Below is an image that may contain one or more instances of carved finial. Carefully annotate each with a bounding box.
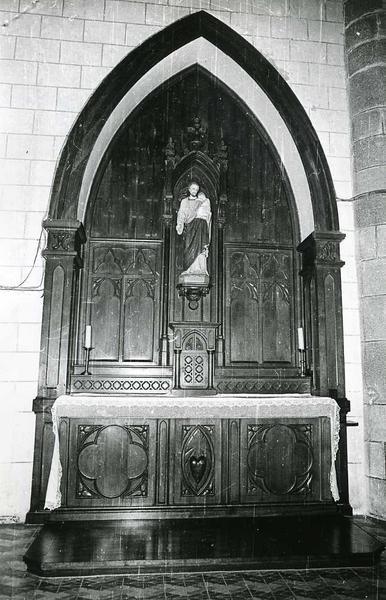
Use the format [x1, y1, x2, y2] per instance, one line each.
[213, 137, 228, 171]
[185, 116, 207, 153]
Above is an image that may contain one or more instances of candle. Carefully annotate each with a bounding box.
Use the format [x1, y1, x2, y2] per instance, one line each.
[297, 327, 304, 351]
[85, 325, 92, 349]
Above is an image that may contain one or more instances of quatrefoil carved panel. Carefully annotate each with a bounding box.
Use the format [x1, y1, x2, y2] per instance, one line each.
[76, 424, 148, 499]
[247, 424, 313, 496]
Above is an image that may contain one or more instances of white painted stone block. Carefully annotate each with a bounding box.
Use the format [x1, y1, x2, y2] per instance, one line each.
[0, 107, 34, 135]
[56, 87, 92, 112]
[270, 16, 308, 40]
[15, 37, 60, 63]
[0, 381, 38, 412]
[104, 1, 145, 24]
[41, 15, 84, 41]
[309, 107, 349, 133]
[334, 179, 353, 200]
[0, 290, 43, 323]
[289, 0, 325, 20]
[291, 83, 329, 108]
[342, 282, 360, 309]
[308, 19, 344, 45]
[328, 156, 351, 183]
[17, 323, 42, 352]
[29, 160, 56, 186]
[290, 40, 327, 64]
[60, 40, 103, 67]
[145, 4, 190, 26]
[81, 65, 110, 89]
[0, 461, 33, 522]
[328, 87, 348, 111]
[343, 309, 361, 336]
[0, 11, 41, 37]
[38, 63, 81, 88]
[329, 132, 351, 157]
[33, 110, 76, 136]
[276, 60, 310, 84]
[0, 158, 30, 185]
[170, 0, 209, 7]
[84, 19, 126, 45]
[0, 34, 15, 59]
[0, 323, 18, 351]
[337, 201, 354, 231]
[344, 334, 362, 363]
[0, 59, 37, 85]
[0, 410, 35, 463]
[24, 212, 45, 240]
[0, 211, 25, 239]
[0, 237, 41, 267]
[326, 43, 344, 66]
[344, 362, 364, 393]
[0, 185, 50, 213]
[325, 0, 343, 23]
[6, 134, 55, 161]
[125, 24, 161, 47]
[63, 0, 105, 20]
[20, 0, 64, 16]
[253, 37, 290, 62]
[0, 83, 11, 107]
[231, 13, 270, 37]
[102, 44, 129, 66]
[0, 351, 40, 381]
[309, 64, 346, 89]
[340, 230, 355, 259]
[11, 85, 57, 111]
[0, 134, 6, 157]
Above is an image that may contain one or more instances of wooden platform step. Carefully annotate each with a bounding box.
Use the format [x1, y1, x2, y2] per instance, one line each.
[24, 515, 385, 577]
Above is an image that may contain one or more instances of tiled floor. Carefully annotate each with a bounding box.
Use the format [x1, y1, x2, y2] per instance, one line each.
[0, 517, 385, 599]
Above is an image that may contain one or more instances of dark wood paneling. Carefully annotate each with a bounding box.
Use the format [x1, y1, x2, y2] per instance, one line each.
[225, 247, 294, 366]
[66, 419, 156, 507]
[60, 416, 332, 513]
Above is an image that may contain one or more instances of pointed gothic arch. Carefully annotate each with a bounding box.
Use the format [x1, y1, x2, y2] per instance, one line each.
[29, 11, 351, 523]
[47, 10, 337, 233]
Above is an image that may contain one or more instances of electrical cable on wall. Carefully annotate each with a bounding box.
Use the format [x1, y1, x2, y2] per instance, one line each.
[0, 227, 46, 292]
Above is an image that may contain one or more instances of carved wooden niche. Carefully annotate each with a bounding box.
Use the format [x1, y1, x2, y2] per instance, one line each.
[80, 65, 300, 386]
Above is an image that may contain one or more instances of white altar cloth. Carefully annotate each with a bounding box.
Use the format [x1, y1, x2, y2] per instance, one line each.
[45, 394, 340, 509]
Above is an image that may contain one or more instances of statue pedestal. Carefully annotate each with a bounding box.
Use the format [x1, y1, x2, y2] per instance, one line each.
[177, 273, 210, 310]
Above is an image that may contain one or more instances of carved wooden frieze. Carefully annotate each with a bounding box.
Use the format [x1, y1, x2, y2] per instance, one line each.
[216, 378, 311, 394]
[70, 376, 172, 394]
[76, 424, 149, 499]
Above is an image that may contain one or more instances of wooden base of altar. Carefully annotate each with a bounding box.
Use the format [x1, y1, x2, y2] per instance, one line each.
[24, 515, 384, 576]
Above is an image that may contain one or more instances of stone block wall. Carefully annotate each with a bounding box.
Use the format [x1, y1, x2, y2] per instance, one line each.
[0, 0, 364, 520]
[345, 0, 386, 521]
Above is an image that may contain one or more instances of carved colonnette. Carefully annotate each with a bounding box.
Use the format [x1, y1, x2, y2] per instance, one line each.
[29, 221, 86, 516]
[298, 232, 350, 510]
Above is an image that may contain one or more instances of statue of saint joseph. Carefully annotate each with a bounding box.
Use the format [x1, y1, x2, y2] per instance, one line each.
[176, 182, 211, 282]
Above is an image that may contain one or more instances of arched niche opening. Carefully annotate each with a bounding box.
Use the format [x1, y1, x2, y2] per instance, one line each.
[78, 66, 300, 383]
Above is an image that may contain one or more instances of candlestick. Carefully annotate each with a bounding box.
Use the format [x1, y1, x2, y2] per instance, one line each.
[85, 325, 92, 349]
[297, 327, 304, 351]
[81, 346, 93, 375]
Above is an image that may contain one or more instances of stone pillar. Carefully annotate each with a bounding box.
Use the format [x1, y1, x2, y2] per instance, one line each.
[345, 0, 386, 519]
